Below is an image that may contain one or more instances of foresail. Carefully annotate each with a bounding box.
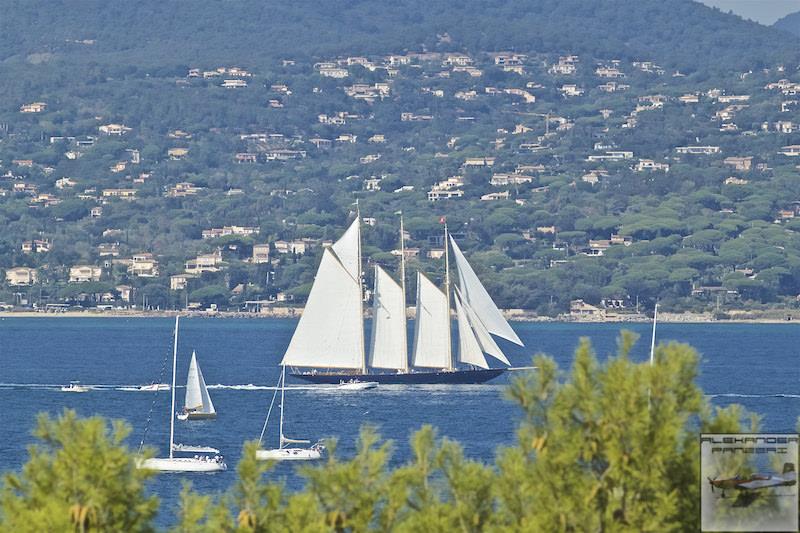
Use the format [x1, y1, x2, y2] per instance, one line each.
[450, 236, 524, 346]
[368, 266, 408, 370]
[454, 291, 489, 369]
[411, 272, 451, 369]
[457, 286, 511, 366]
[196, 356, 215, 414]
[281, 247, 364, 369]
[331, 218, 361, 282]
[184, 352, 203, 410]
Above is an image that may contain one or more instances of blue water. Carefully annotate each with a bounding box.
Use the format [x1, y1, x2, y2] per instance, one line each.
[1, 318, 798, 523]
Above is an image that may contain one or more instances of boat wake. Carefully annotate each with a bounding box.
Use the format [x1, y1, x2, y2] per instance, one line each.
[0, 381, 505, 394]
[0, 383, 362, 392]
[207, 384, 272, 390]
[707, 393, 800, 399]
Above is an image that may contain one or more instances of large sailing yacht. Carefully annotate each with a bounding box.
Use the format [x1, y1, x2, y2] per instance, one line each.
[286, 215, 525, 384]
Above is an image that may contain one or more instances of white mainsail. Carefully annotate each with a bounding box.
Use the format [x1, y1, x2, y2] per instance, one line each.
[281, 247, 364, 369]
[411, 272, 452, 369]
[368, 265, 408, 370]
[456, 285, 510, 365]
[185, 351, 215, 414]
[454, 291, 489, 369]
[449, 236, 524, 346]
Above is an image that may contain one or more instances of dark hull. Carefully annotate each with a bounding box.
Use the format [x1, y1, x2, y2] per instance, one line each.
[290, 368, 506, 385]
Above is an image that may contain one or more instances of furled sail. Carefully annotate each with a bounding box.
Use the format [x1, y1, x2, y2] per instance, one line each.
[449, 236, 524, 346]
[368, 265, 408, 370]
[411, 272, 451, 369]
[281, 247, 364, 369]
[184, 351, 215, 414]
[454, 291, 489, 369]
[455, 285, 510, 365]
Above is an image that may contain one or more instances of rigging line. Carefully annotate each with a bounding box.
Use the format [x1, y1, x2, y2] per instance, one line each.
[258, 370, 283, 445]
[138, 333, 172, 454]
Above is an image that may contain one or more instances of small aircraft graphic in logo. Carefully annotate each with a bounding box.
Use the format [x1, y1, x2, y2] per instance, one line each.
[708, 463, 797, 505]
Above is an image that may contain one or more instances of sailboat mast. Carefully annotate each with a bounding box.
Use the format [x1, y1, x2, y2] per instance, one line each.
[444, 222, 454, 371]
[356, 202, 367, 374]
[399, 213, 409, 372]
[169, 315, 179, 459]
[279, 365, 286, 448]
[649, 302, 658, 365]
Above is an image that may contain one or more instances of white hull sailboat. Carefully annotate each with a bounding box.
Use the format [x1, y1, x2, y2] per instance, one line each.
[287, 214, 525, 384]
[177, 351, 217, 421]
[138, 317, 226, 473]
[256, 448, 323, 461]
[256, 365, 324, 462]
[140, 456, 226, 473]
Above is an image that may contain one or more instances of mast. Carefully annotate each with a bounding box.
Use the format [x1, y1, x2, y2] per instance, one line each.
[444, 222, 454, 371]
[169, 315, 179, 459]
[356, 202, 367, 374]
[279, 365, 285, 448]
[399, 212, 408, 372]
[649, 302, 658, 365]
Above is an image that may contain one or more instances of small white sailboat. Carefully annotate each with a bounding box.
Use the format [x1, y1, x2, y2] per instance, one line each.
[177, 351, 216, 421]
[61, 381, 90, 393]
[256, 366, 325, 461]
[139, 317, 226, 473]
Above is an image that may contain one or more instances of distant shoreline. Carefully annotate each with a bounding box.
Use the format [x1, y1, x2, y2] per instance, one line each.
[1, 309, 797, 324]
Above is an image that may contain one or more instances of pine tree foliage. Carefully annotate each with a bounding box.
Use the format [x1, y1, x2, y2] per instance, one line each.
[0, 410, 158, 532]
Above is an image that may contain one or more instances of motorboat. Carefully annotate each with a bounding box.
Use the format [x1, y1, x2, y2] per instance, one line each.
[337, 379, 378, 390]
[61, 381, 90, 393]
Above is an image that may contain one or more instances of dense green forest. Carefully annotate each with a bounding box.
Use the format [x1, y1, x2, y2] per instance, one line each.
[1, 0, 800, 315]
[0, 0, 795, 72]
[0, 337, 765, 531]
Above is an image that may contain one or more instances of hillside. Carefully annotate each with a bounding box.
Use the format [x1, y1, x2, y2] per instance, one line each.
[774, 10, 800, 37]
[0, 0, 796, 73]
[1, 0, 800, 317]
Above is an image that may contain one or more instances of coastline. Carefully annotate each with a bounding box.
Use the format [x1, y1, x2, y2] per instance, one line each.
[1, 308, 797, 324]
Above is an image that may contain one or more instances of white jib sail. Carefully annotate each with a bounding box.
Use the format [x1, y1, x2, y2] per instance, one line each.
[368, 265, 408, 370]
[196, 355, 215, 414]
[332, 218, 361, 282]
[456, 286, 510, 365]
[185, 351, 215, 414]
[281, 247, 364, 369]
[449, 236, 524, 346]
[454, 291, 489, 369]
[411, 272, 451, 369]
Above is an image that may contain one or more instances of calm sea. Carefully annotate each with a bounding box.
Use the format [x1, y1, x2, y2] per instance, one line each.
[1, 318, 798, 523]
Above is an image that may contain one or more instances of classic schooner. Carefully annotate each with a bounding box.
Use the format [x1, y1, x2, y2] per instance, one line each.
[286, 215, 525, 385]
